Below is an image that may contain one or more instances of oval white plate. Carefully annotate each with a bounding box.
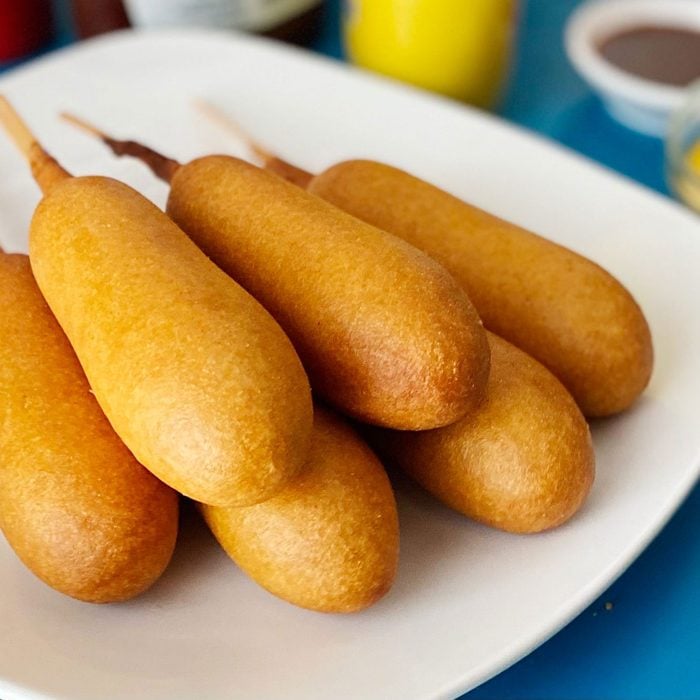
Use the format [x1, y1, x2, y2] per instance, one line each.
[0, 29, 699, 700]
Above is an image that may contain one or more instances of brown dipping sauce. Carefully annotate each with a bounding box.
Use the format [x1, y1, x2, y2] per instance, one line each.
[599, 26, 700, 87]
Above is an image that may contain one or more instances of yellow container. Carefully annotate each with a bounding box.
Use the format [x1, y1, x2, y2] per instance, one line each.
[344, 0, 518, 109]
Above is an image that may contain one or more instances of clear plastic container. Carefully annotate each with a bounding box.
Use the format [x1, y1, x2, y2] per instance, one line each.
[666, 80, 700, 212]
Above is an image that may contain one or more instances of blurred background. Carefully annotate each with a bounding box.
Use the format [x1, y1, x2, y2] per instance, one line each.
[1, 1, 699, 698]
[4, 0, 693, 198]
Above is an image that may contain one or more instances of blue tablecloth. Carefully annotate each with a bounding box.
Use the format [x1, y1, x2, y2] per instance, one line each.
[3, 1, 698, 698]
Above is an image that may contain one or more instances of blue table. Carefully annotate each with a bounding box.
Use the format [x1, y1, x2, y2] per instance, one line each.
[4, 2, 699, 698]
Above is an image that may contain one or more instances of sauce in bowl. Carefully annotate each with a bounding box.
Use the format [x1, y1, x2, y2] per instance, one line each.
[599, 26, 700, 87]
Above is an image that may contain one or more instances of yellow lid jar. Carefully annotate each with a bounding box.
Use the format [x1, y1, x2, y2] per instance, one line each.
[344, 0, 518, 109]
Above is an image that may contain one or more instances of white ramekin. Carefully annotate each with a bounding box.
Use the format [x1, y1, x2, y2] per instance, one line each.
[565, 0, 700, 136]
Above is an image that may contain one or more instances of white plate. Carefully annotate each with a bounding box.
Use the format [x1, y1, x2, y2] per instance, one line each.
[0, 29, 699, 700]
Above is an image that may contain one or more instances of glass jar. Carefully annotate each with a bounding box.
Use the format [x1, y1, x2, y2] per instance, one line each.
[666, 80, 700, 212]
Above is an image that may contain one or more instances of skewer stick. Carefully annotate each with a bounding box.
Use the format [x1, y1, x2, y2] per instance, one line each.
[0, 96, 71, 194]
[0, 96, 36, 160]
[60, 112, 105, 141]
[192, 99, 275, 164]
[60, 112, 181, 184]
[193, 100, 314, 188]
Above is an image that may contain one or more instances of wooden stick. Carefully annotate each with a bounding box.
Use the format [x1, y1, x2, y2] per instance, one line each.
[0, 96, 71, 194]
[192, 99, 274, 164]
[60, 111, 181, 184]
[193, 100, 314, 188]
[60, 111, 106, 141]
[0, 95, 36, 160]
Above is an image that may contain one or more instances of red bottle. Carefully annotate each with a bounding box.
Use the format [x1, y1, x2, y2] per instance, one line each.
[0, 0, 53, 62]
